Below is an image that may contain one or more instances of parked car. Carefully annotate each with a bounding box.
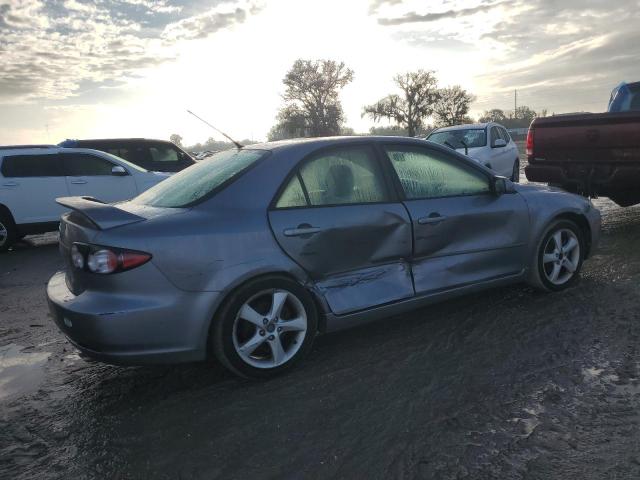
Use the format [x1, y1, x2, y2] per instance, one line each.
[525, 82, 640, 206]
[608, 80, 640, 113]
[47, 136, 600, 378]
[427, 122, 521, 182]
[0, 146, 169, 251]
[58, 138, 195, 173]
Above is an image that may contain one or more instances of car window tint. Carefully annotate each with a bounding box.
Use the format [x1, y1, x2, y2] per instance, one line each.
[275, 175, 307, 208]
[385, 146, 490, 199]
[149, 145, 180, 162]
[490, 126, 501, 146]
[133, 149, 266, 208]
[298, 146, 389, 206]
[500, 127, 511, 142]
[63, 153, 115, 176]
[1, 154, 63, 177]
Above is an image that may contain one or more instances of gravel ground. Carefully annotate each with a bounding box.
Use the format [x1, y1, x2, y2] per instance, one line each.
[2, 163, 640, 479]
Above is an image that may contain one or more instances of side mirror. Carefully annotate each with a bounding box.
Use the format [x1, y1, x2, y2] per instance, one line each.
[492, 138, 507, 148]
[492, 176, 516, 195]
[111, 165, 128, 176]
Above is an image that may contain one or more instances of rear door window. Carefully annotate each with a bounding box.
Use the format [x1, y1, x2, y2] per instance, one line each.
[149, 145, 180, 163]
[274, 145, 391, 208]
[1, 154, 63, 177]
[62, 153, 116, 176]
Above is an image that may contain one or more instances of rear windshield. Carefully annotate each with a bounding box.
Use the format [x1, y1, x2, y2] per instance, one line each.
[428, 129, 487, 149]
[132, 149, 267, 207]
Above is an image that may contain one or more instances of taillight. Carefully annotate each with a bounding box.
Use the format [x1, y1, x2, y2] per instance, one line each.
[526, 128, 534, 157]
[73, 243, 151, 274]
[87, 249, 119, 274]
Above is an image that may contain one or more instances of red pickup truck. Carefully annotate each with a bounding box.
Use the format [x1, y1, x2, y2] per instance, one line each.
[525, 83, 640, 207]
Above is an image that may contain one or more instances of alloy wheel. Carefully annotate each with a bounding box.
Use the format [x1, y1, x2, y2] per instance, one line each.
[542, 228, 580, 286]
[232, 288, 308, 369]
[0, 221, 7, 247]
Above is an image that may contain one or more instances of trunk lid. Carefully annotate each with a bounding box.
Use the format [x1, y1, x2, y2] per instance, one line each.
[57, 196, 179, 295]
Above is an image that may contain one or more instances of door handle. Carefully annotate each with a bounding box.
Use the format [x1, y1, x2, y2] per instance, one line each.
[283, 226, 321, 237]
[70, 179, 87, 184]
[418, 213, 448, 225]
[2, 181, 18, 187]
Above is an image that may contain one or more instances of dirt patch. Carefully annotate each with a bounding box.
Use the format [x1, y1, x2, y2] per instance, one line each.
[2, 204, 640, 479]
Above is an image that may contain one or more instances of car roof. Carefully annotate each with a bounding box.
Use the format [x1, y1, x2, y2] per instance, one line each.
[61, 138, 175, 144]
[0, 144, 57, 150]
[431, 123, 492, 133]
[0, 146, 129, 157]
[246, 135, 433, 153]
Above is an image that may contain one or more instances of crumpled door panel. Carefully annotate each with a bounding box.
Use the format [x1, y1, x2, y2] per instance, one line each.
[268, 203, 414, 314]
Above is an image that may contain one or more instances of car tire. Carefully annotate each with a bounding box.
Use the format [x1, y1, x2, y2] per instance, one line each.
[530, 219, 584, 292]
[0, 211, 17, 253]
[211, 275, 318, 379]
[511, 158, 520, 183]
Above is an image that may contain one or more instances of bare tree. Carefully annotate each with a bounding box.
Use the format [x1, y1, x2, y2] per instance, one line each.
[363, 70, 439, 137]
[433, 86, 476, 127]
[506, 106, 538, 128]
[270, 59, 354, 139]
[169, 134, 183, 147]
[479, 108, 507, 123]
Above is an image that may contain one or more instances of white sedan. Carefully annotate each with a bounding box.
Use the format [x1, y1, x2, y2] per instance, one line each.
[426, 122, 520, 182]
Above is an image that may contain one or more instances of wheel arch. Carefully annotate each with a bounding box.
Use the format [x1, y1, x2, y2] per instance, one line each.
[552, 212, 592, 258]
[204, 269, 329, 358]
[0, 203, 16, 225]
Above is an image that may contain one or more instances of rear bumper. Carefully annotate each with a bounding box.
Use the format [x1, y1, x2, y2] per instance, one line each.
[525, 162, 640, 191]
[47, 270, 220, 365]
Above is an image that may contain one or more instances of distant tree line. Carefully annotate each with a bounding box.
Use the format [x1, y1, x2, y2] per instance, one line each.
[478, 105, 547, 129]
[173, 58, 548, 151]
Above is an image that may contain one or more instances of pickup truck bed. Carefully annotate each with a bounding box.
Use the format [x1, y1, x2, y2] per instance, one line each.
[525, 111, 640, 206]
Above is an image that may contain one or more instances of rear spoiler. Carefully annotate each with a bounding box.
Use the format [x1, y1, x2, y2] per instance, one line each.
[56, 196, 145, 230]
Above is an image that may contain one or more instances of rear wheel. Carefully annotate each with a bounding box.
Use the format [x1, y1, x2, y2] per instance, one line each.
[530, 219, 584, 291]
[511, 158, 520, 183]
[212, 275, 318, 379]
[0, 212, 17, 252]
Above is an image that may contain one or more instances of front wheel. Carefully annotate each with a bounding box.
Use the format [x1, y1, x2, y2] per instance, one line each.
[0, 212, 17, 253]
[212, 275, 318, 379]
[511, 158, 520, 183]
[530, 220, 584, 291]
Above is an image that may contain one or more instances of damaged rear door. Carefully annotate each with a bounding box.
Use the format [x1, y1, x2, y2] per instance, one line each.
[268, 143, 414, 315]
[381, 143, 529, 294]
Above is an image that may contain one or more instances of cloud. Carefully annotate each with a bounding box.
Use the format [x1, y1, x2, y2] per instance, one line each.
[377, 1, 509, 26]
[374, 0, 640, 113]
[162, 6, 254, 42]
[0, 0, 260, 103]
[368, 0, 403, 15]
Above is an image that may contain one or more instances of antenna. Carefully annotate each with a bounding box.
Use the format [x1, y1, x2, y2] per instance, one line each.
[186, 110, 243, 149]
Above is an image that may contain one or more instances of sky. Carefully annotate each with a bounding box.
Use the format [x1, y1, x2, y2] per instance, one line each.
[1, 0, 639, 146]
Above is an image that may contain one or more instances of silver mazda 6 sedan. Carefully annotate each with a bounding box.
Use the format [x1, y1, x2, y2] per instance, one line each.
[47, 136, 600, 378]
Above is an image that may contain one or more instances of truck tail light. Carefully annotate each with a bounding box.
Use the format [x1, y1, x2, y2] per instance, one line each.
[73, 243, 151, 274]
[526, 128, 534, 157]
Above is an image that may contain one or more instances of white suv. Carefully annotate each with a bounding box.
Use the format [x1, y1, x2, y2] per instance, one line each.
[426, 122, 521, 182]
[0, 146, 169, 251]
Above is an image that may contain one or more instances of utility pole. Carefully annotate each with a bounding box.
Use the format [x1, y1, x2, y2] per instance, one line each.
[514, 89, 517, 116]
